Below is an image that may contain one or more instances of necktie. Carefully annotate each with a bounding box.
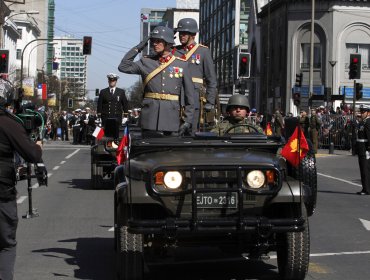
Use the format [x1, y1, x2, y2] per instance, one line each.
[111, 89, 114, 94]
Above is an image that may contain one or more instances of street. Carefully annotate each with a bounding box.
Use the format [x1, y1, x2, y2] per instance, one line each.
[13, 142, 370, 280]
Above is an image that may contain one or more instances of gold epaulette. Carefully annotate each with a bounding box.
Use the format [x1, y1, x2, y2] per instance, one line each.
[198, 44, 208, 48]
[175, 56, 187, 62]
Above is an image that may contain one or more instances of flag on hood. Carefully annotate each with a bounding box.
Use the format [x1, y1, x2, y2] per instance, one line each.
[92, 126, 104, 140]
[116, 126, 130, 165]
[265, 122, 273, 135]
[281, 126, 309, 167]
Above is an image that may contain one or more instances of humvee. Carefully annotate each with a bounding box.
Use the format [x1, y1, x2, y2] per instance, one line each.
[114, 120, 317, 280]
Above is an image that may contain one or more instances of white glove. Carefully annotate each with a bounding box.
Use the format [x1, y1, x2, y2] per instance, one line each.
[366, 151, 370, 160]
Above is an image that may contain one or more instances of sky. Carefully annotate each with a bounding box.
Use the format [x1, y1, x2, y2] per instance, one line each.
[54, 0, 176, 98]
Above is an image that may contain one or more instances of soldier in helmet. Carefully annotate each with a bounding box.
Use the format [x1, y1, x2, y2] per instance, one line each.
[174, 18, 217, 133]
[211, 94, 264, 135]
[118, 26, 194, 136]
[97, 73, 128, 127]
[356, 105, 370, 195]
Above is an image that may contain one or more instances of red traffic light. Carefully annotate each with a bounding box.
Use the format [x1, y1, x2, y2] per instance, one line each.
[1, 53, 6, 59]
[83, 36, 92, 55]
[352, 57, 358, 63]
[241, 56, 248, 63]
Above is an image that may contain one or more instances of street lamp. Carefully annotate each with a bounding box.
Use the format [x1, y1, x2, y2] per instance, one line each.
[329, 60, 337, 99]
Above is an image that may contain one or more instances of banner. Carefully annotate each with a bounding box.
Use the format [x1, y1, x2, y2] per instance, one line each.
[22, 78, 34, 97]
[47, 93, 56, 107]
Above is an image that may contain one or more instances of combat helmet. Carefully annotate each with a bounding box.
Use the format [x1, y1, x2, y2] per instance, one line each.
[176, 18, 199, 33]
[226, 94, 250, 111]
[150, 26, 175, 44]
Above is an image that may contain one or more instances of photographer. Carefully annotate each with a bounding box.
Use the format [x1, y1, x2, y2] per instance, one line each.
[0, 91, 42, 280]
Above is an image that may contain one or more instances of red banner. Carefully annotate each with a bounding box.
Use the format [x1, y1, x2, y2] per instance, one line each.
[281, 126, 309, 167]
[42, 83, 47, 100]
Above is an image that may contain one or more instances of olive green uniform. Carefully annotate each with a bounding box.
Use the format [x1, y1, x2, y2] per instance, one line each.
[211, 117, 264, 135]
[310, 115, 322, 153]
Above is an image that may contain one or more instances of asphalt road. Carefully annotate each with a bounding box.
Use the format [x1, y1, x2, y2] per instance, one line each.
[13, 142, 370, 280]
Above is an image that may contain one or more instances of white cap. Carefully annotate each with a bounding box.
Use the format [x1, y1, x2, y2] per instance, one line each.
[107, 73, 119, 79]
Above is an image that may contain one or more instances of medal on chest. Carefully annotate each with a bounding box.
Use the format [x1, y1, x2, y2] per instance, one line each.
[196, 54, 201, 64]
[169, 67, 174, 78]
[174, 67, 179, 78]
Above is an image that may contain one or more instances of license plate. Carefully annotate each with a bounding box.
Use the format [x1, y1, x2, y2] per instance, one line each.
[196, 192, 238, 209]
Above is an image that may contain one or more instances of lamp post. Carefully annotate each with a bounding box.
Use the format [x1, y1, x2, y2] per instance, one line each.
[309, 0, 315, 111]
[329, 60, 337, 99]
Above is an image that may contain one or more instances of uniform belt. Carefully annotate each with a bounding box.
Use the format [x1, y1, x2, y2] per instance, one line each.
[192, 77, 203, 84]
[144, 92, 179, 101]
[357, 139, 368, 142]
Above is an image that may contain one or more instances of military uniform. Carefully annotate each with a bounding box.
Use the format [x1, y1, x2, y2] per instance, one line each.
[0, 109, 42, 280]
[309, 114, 322, 153]
[356, 107, 370, 195]
[174, 43, 217, 132]
[97, 87, 128, 127]
[118, 48, 194, 133]
[272, 111, 284, 137]
[211, 117, 264, 135]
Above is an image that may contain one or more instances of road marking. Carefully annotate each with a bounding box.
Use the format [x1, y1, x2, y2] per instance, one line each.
[359, 218, 370, 231]
[65, 149, 80, 159]
[53, 166, 60, 170]
[317, 172, 361, 187]
[269, 250, 370, 259]
[60, 161, 66, 164]
[17, 196, 27, 204]
[108, 227, 114, 232]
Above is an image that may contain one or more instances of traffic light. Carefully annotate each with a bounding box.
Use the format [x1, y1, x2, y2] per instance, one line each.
[238, 52, 251, 78]
[68, 98, 73, 108]
[295, 73, 303, 87]
[349, 54, 361, 80]
[293, 92, 300, 107]
[83, 36, 92, 55]
[0, 50, 9, 73]
[355, 83, 363, 100]
[95, 88, 99, 96]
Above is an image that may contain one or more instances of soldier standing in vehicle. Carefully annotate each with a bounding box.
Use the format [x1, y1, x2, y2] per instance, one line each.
[309, 108, 322, 153]
[97, 73, 128, 127]
[356, 105, 370, 195]
[118, 26, 194, 136]
[211, 94, 263, 135]
[173, 18, 217, 133]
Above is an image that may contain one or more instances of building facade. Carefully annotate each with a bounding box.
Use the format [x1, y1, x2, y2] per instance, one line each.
[53, 36, 87, 99]
[250, 0, 370, 115]
[199, 0, 252, 105]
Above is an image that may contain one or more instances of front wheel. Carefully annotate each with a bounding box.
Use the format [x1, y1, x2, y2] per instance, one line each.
[276, 206, 310, 280]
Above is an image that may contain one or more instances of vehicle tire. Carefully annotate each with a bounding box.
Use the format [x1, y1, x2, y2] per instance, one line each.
[300, 141, 317, 216]
[116, 204, 144, 280]
[276, 205, 310, 280]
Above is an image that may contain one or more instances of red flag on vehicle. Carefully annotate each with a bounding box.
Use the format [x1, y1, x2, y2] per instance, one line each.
[281, 126, 309, 167]
[265, 122, 273, 135]
[116, 126, 130, 165]
[92, 126, 104, 140]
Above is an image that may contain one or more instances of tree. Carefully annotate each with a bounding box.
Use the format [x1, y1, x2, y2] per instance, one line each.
[127, 80, 144, 109]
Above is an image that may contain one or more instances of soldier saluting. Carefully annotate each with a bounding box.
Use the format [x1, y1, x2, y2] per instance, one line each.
[118, 26, 194, 136]
[356, 105, 370, 195]
[173, 18, 217, 133]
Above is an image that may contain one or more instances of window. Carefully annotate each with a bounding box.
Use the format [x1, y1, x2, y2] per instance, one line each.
[346, 44, 370, 70]
[301, 43, 321, 69]
[16, 49, 21, 60]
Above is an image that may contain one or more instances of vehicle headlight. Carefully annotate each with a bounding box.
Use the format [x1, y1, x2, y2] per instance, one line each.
[163, 171, 183, 189]
[112, 141, 118, 149]
[246, 170, 265, 189]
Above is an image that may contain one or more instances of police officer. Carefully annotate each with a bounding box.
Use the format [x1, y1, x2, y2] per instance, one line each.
[356, 105, 370, 195]
[97, 73, 128, 127]
[174, 18, 217, 133]
[0, 92, 43, 280]
[211, 94, 263, 135]
[309, 109, 322, 153]
[118, 26, 194, 136]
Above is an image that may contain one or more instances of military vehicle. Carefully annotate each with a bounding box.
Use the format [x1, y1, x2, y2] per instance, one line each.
[114, 121, 317, 280]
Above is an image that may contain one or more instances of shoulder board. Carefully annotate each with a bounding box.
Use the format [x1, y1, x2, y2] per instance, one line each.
[175, 57, 187, 62]
[198, 44, 208, 49]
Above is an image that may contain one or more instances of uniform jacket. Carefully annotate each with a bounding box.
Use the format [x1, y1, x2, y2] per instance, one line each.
[211, 117, 264, 135]
[97, 87, 128, 119]
[0, 110, 42, 187]
[174, 43, 217, 109]
[118, 48, 194, 132]
[357, 117, 370, 156]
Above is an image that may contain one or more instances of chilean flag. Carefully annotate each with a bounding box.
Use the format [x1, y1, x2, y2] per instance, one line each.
[116, 126, 130, 165]
[92, 126, 104, 140]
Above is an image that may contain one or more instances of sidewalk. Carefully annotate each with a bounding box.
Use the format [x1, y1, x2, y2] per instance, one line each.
[317, 148, 353, 157]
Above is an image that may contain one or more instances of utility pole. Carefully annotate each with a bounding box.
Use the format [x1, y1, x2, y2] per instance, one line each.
[309, 0, 315, 111]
